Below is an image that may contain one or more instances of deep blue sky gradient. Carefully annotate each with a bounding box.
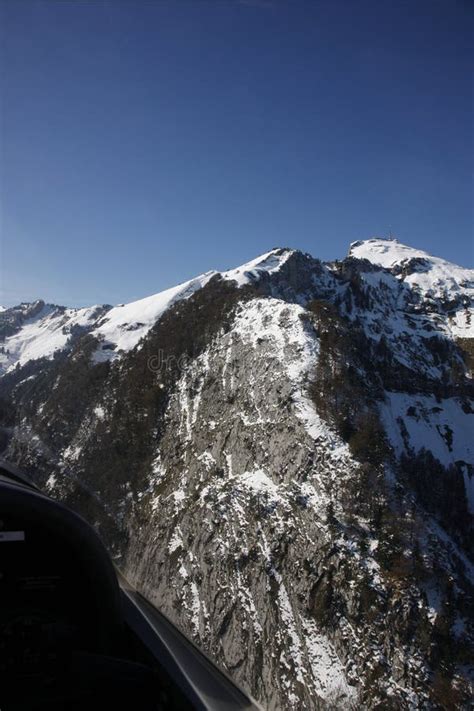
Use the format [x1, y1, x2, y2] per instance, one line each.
[1, 0, 472, 307]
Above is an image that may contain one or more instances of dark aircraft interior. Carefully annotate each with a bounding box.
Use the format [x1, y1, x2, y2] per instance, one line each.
[0, 460, 260, 711]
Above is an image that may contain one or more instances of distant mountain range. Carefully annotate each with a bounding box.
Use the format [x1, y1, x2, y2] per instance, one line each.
[1, 238, 473, 709]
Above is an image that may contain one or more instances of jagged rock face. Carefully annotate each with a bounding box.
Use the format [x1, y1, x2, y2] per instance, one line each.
[125, 299, 360, 708]
[1, 240, 473, 709]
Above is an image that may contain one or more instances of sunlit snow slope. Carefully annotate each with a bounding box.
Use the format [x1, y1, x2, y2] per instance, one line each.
[0, 249, 295, 374]
[350, 238, 474, 337]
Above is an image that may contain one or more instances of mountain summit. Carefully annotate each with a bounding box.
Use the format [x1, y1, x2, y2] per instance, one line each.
[350, 238, 474, 310]
[1, 238, 473, 709]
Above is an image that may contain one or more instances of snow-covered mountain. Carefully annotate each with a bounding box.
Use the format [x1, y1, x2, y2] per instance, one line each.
[0, 250, 295, 373]
[349, 238, 474, 337]
[1, 238, 473, 709]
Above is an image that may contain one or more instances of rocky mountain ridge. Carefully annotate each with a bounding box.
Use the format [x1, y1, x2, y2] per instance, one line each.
[0, 238, 473, 709]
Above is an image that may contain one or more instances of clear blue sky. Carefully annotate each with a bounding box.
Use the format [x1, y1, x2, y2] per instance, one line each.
[1, 0, 472, 307]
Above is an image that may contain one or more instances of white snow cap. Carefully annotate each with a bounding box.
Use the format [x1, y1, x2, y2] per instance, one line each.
[349, 237, 473, 300]
[221, 248, 294, 286]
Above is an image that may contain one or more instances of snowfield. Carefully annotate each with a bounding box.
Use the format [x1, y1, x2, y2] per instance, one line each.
[90, 271, 217, 361]
[0, 303, 101, 373]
